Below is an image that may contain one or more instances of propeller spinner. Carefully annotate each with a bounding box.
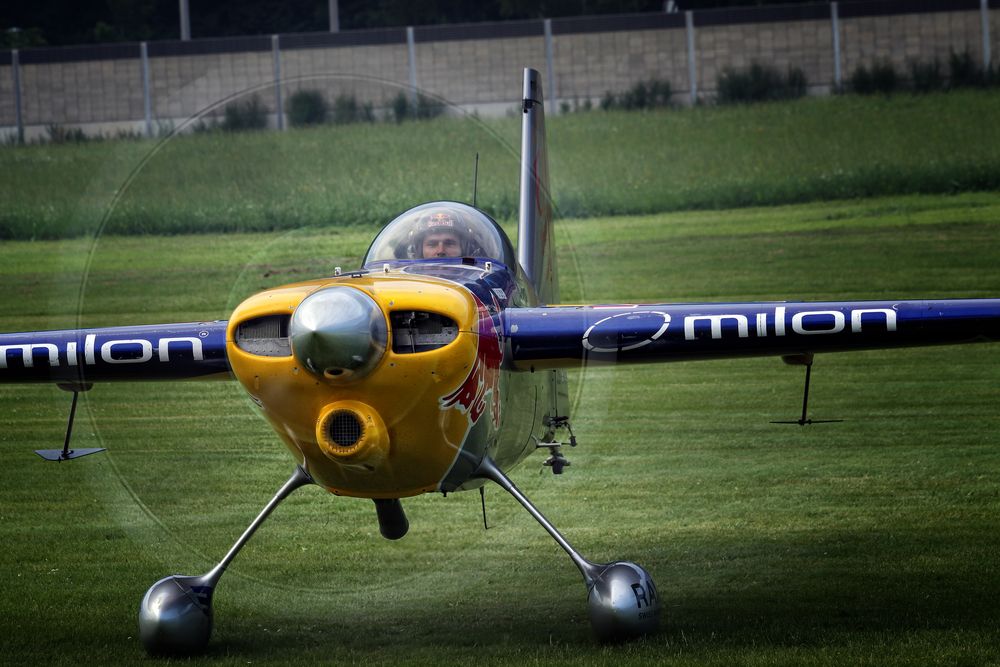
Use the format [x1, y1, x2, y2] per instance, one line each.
[290, 286, 388, 380]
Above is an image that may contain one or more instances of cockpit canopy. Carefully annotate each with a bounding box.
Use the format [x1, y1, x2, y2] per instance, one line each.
[364, 202, 516, 267]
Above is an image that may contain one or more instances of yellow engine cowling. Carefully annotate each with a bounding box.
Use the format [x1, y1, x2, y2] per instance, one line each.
[226, 274, 483, 498]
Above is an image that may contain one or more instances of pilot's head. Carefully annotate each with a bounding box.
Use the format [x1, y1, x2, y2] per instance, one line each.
[415, 210, 466, 258]
[422, 229, 462, 258]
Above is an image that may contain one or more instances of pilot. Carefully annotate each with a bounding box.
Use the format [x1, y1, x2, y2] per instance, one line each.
[414, 210, 467, 258]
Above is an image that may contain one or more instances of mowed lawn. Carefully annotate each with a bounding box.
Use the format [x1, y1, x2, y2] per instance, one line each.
[2, 89, 1000, 239]
[1, 193, 999, 665]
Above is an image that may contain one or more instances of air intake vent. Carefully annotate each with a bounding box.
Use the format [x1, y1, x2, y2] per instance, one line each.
[391, 311, 459, 353]
[236, 315, 291, 357]
[328, 410, 364, 447]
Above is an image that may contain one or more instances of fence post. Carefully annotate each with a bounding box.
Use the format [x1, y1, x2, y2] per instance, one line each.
[179, 0, 191, 41]
[329, 0, 340, 33]
[272, 34, 284, 130]
[831, 2, 842, 91]
[140, 42, 153, 137]
[685, 11, 697, 104]
[11, 50, 24, 144]
[982, 0, 992, 70]
[544, 18, 558, 112]
[406, 26, 418, 106]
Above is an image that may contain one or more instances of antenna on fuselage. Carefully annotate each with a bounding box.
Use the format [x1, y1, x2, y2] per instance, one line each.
[479, 486, 488, 530]
[472, 152, 480, 207]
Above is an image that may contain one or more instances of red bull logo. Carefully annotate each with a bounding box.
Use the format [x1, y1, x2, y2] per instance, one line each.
[440, 294, 502, 428]
[426, 212, 457, 227]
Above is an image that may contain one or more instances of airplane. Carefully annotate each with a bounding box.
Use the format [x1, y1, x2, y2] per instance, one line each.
[1, 68, 999, 656]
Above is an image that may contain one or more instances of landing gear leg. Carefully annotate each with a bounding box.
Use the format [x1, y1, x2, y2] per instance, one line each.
[138, 465, 314, 655]
[473, 457, 660, 641]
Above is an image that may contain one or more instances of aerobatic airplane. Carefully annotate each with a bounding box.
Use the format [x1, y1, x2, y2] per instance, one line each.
[2, 69, 999, 655]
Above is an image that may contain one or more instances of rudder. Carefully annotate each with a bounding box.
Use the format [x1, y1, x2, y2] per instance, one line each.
[517, 68, 558, 305]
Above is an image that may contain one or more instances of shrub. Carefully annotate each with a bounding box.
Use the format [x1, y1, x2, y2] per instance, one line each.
[287, 89, 328, 127]
[155, 120, 175, 138]
[601, 79, 673, 110]
[988, 64, 1000, 87]
[621, 81, 651, 109]
[45, 124, 88, 144]
[949, 49, 985, 88]
[190, 118, 219, 133]
[716, 63, 807, 104]
[390, 92, 444, 122]
[221, 95, 268, 132]
[391, 92, 410, 122]
[622, 80, 673, 109]
[332, 94, 361, 124]
[414, 94, 444, 119]
[910, 59, 944, 93]
[786, 67, 808, 98]
[112, 127, 144, 141]
[849, 64, 874, 95]
[870, 60, 899, 94]
[563, 97, 595, 113]
[850, 60, 899, 95]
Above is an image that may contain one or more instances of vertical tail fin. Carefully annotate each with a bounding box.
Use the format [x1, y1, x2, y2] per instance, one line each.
[517, 68, 558, 305]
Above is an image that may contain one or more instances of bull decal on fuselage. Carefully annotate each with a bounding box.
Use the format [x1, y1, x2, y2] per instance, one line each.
[440, 293, 503, 428]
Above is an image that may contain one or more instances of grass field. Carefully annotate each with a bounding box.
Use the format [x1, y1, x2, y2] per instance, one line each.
[1, 192, 999, 665]
[2, 90, 1000, 238]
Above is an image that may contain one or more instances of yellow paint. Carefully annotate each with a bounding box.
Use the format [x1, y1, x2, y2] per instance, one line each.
[226, 273, 483, 499]
[314, 400, 388, 469]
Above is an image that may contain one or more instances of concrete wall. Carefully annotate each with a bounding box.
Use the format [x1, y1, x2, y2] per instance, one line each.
[20, 58, 144, 125]
[995, 4, 1000, 58]
[1, 1, 998, 140]
[840, 9, 983, 75]
[149, 52, 273, 121]
[554, 27, 690, 102]
[417, 36, 546, 108]
[0, 59, 15, 131]
[696, 18, 834, 93]
[281, 43, 410, 106]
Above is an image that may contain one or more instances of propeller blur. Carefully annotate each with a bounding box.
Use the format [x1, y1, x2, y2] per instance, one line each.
[1, 69, 998, 655]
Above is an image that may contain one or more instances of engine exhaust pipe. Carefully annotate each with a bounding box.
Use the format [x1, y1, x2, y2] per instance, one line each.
[372, 498, 409, 540]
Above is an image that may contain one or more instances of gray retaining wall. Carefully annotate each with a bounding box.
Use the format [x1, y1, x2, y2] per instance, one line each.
[2, 0, 998, 140]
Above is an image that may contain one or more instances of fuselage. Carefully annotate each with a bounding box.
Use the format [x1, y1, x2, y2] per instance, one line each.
[226, 257, 557, 498]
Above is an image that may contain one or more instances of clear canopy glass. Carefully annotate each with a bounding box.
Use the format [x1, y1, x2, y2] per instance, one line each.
[364, 202, 515, 266]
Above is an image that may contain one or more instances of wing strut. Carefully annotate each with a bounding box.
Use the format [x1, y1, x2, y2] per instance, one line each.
[771, 354, 843, 426]
[35, 382, 106, 461]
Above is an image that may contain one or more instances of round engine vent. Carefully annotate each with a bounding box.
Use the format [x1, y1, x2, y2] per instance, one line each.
[328, 410, 364, 447]
[314, 400, 388, 467]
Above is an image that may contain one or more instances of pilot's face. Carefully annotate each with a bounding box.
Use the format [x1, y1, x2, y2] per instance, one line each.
[422, 231, 462, 258]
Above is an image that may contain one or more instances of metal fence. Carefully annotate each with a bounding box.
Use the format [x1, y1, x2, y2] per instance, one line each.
[2, 0, 997, 142]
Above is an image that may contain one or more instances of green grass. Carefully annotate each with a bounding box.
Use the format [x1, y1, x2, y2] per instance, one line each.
[1, 192, 999, 665]
[3, 90, 1000, 239]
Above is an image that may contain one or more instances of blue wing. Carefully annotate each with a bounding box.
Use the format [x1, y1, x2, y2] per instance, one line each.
[504, 299, 1000, 369]
[0, 321, 230, 384]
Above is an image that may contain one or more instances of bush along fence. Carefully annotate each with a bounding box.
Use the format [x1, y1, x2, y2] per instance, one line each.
[2, 0, 999, 141]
